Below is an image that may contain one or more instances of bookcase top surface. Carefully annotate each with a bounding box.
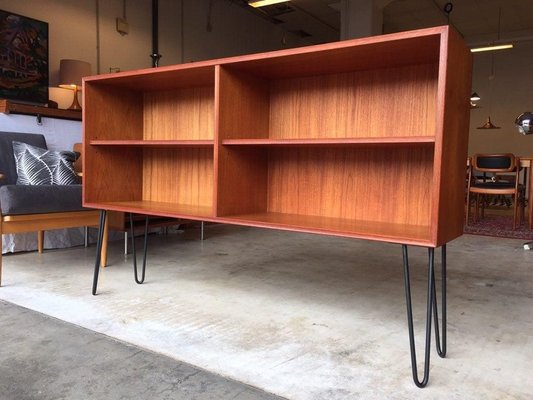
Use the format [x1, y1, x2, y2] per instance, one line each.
[83, 25, 450, 90]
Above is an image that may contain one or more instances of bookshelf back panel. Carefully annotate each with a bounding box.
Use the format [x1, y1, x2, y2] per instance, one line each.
[84, 83, 143, 141]
[84, 146, 143, 203]
[143, 86, 214, 140]
[267, 146, 433, 227]
[269, 64, 438, 139]
[142, 148, 214, 208]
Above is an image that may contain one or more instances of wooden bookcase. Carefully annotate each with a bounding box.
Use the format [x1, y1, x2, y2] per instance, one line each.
[83, 26, 472, 248]
[85, 26, 472, 386]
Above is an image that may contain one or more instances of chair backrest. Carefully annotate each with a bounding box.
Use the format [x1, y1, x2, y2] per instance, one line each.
[472, 153, 517, 173]
[0, 132, 48, 186]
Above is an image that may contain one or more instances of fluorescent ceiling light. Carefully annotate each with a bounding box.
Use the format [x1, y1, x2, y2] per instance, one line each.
[471, 44, 513, 53]
[249, 0, 289, 8]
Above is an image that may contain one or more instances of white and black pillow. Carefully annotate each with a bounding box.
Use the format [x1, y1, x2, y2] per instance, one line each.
[12, 141, 80, 185]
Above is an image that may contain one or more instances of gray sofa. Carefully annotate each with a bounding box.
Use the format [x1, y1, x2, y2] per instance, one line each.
[0, 131, 107, 285]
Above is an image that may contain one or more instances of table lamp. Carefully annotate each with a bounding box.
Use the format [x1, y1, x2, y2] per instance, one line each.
[59, 59, 91, 111]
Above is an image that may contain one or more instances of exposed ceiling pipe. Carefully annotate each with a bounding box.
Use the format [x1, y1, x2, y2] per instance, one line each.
[150, 0, 162, 67]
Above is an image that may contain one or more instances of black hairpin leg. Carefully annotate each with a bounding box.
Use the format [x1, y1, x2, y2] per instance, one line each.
[130, 213, 149, 284]
[91, 210, 107, 296]
[402, 244, 447, 388]
[433, 245, 446, 358]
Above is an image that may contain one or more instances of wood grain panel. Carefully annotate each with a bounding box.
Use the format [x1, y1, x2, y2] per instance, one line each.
[226, 31, 441, 80]
[267, 147, 433, 228]
[143, 87, 214, 140]
[0, 99, 81, 121]
[217, 67, 270, 140]
[84, 65, 215, 92]
[85, 201, 213, 219]
[433, 28, 472, 246]
[221, 137, 435, 146]
[2, 211, 102, 233]
[269, 64, 438, 139]
[215, 147, 268, 216]
[142, 148, 213, 209]
[222, 212, 432, 246]
[83, 146, 143, 204]
[83, 83, 143, 141]
[90, 140, 214, 147]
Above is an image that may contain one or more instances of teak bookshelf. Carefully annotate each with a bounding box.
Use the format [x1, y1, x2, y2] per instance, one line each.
[84, 26, 472, 387]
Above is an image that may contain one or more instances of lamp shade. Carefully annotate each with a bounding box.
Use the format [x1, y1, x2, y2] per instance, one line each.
[515, 112, 533, 135]
[59, 59, 91, 90]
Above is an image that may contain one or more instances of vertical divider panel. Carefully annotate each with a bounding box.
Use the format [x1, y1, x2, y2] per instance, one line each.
[215, 66, 270, 216]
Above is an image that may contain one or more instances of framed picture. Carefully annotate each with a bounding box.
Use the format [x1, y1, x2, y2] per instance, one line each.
[0, 9, 48, 105]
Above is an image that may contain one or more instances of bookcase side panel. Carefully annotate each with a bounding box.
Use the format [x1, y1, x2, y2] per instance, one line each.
[266, 147, 433, 228]
[433, 29, 472, 246]
[143, 87, 214, 140]
[269, 64, 438, 139]
[142, 148, 214, 210]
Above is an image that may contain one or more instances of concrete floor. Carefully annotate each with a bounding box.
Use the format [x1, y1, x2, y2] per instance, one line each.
[0, 300, 285, 400]
[0, 224, 532, 399]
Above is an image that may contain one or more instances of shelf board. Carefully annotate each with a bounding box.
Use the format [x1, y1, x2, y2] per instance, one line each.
[0, 99, 82, 121]
[219, 212, 433, 246]
[83, 201, 214, 220]
[89, 139, 214, 147]
[221, 137, 435, 146]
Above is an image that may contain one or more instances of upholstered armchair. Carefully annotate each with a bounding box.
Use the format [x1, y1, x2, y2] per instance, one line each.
[0, 131, 107, 285]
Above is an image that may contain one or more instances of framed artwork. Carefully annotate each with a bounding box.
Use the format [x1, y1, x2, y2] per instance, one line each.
[0, 9, 49, 105]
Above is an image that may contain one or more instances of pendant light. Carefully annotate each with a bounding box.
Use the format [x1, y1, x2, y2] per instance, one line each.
[470, 92, 480, 108]
[476, 8, 506, 129]
[477, 54, 500, 129]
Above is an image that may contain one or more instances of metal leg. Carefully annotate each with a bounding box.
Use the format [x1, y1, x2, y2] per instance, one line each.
[201, 221, 205, 241]
[91, 210, 107, 296]
[402, 245, 435, 388]
[129, 213, 149, 284]
[84, 226, 89, 247]
[432, 245, 447, 358]
[124, 231, 128, 255]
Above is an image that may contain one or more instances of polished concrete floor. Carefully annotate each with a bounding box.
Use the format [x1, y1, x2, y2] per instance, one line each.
[1, 224, 532, 399]
[0, 300, 285, 400]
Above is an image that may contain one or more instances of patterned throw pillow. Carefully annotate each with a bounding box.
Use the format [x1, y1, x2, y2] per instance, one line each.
[12, 141, 80, 185]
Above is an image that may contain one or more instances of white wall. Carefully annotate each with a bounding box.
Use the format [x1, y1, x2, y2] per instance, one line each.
[0, 0, 305, 85]
[0, 114, 81, 151]
[0, 0, 307, 137]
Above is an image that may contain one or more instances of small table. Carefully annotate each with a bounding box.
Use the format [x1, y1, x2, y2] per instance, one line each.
[518, 158, 533, 229]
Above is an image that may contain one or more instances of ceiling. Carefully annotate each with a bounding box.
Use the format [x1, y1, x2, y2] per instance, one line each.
[233, 0, 533, 45]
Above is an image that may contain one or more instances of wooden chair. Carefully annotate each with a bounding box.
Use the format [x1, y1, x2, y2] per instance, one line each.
[466, 153, 525, 229]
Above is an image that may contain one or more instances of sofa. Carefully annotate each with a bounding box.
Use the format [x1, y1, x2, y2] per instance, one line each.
[0, 131, 107, 285]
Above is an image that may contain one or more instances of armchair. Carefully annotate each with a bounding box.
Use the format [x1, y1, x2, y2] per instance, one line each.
[0, 132, 107, 285]
[466, 153, 525, 229]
